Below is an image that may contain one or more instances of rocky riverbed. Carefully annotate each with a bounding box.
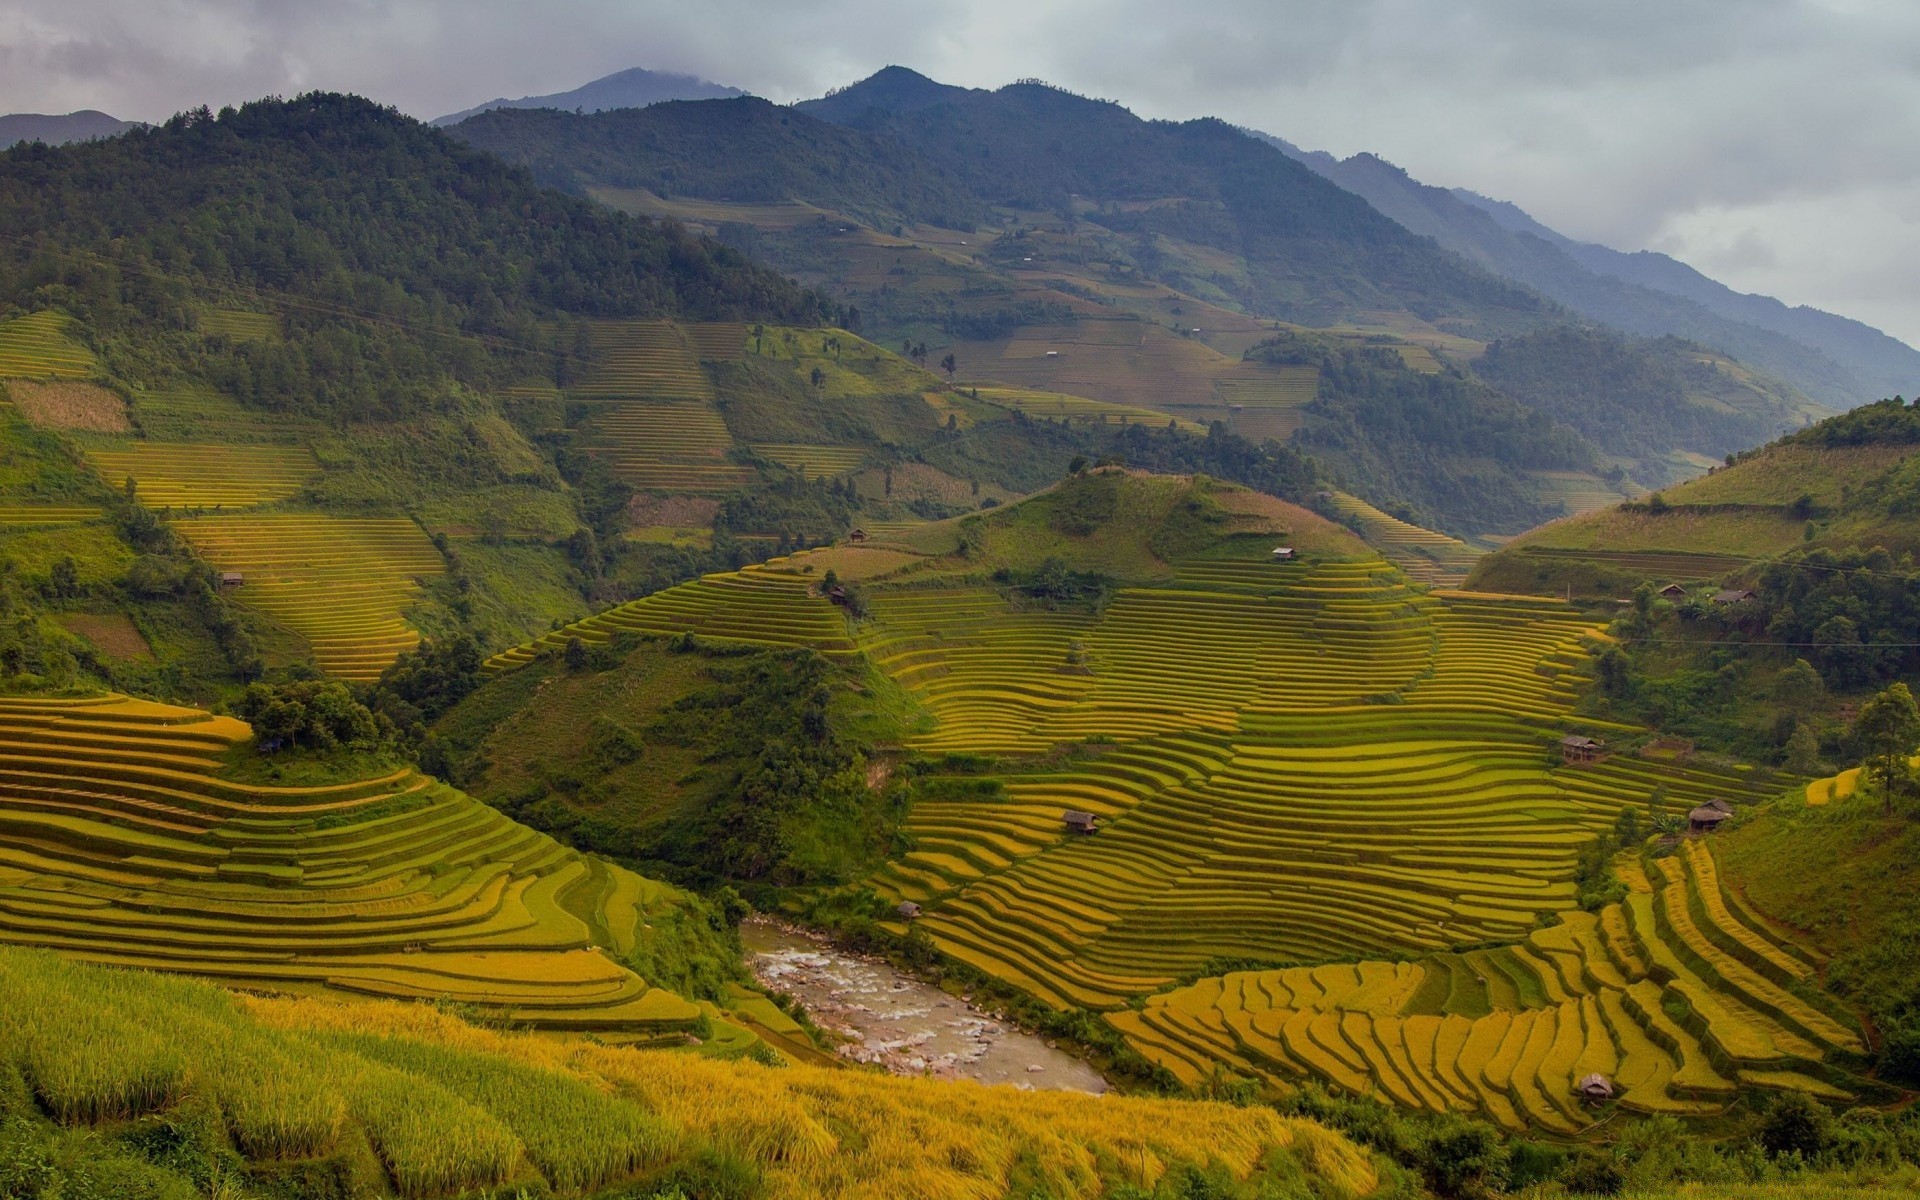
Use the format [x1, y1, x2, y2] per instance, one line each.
[741, 917, 1108, 1093]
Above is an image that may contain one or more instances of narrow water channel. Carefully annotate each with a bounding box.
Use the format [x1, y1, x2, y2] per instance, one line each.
[741, 917, 1108, 1094]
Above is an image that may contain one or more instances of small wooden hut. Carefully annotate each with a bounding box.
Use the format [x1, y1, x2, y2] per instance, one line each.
[896, 901, 922, 921]
[1577, 1073, 1616, 1102]
[1560, 734, 1607, 766]
[1062, 810, 1099, 835]
[1689, 798, 1734, 833]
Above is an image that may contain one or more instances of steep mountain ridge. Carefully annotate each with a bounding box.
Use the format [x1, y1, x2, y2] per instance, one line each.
[1259, 131, 1915, 408]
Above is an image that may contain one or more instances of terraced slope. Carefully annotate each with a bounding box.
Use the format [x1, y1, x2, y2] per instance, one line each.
[0, 694, 700, 1035]
[85, 442, 320, 507]
[874, 593, 1769, 1010]
[750, 443, 870, 478]
[583, 401, 751, 492]
[1120, 839, 1876, 1129]
[172, 514, 445, 680]
[0, 505, 102, 525]
[488, 559, 856, 669]
[0, 311, 95, 378]
[198, 308, 279, 341]
[1326, 492, 1481, 587]
[575, 319, 713, 399]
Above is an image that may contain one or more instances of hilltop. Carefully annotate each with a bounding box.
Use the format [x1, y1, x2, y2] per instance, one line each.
[0, 109, 139, 149]
[1470, 395, 1920, 597]
[430, 65, 745, 125]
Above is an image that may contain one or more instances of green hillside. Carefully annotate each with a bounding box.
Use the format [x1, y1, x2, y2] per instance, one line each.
[455, 85, 1825, 537]
[1466, 397, 1920, 774]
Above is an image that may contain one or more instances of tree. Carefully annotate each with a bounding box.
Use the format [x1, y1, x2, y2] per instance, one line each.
[47, 557, 78, 600]
[564, 635, 589, 673]
[1852, 682, 1920, 814]
[940, 352, 956, 381]
[1773, 658, 1826, 715]
[809, 366, 825, 389]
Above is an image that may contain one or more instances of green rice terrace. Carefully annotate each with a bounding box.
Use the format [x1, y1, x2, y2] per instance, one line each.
[472, 470, 1852, 1133]
[0, 693, 703, 1036]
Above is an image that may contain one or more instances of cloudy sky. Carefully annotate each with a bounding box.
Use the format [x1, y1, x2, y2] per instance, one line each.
[4, 0, 1915, 348]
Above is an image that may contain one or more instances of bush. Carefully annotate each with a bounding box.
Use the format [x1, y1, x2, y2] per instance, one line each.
[1760, 1091, 1834, 1160]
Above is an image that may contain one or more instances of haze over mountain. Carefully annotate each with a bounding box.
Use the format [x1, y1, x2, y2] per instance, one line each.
[1257, 132, 1920, 410]
[430, 65, 743, 126]
[0, 109, 140, 149]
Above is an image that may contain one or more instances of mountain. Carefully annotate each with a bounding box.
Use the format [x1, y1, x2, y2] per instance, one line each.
[453, 97, 990, 229]
[793, 70, 1548, 333]
[430, 65, 743, 125]
[797, 62, 980, 123]
[0, 109, 139, 149]
[1452, 185, 1920, 403]
[1257, 132, 1918, 409]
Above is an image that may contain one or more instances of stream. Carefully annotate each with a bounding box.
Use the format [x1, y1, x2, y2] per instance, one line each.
[741, 917, 1109, 1094]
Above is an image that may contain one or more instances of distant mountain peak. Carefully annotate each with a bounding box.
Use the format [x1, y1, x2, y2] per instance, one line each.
[433, 66, 743, 127]
[0, 110, 140, 150]
[799, 66, 978, 124]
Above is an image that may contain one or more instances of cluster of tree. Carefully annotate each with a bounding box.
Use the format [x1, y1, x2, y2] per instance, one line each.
[1791, 394, 1920, 448]
[0, 93, 827, 424]
[993, 557, 1113, 609]
[238, 679, 391, 752]
[645, 650, 887, 889]
[714, 474, 857, 544]
[366, 634, 484, 736]
[1250, 331, 1592, 533]
[1475, 326, 1803, 482]
[1754, 549, 1920, 689]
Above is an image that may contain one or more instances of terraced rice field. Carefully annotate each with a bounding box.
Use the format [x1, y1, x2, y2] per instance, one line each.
[0, 311, 95, 378]
[872, 588, 1773, 1011]
[1517, 547, 1751, 582]
[0, 506, 102, 525]
[751, 443, 870, 479]
[198, 308, 279, 341]
[684, 321, 748, 361]
[970, 386, 1209, 434]
[172, 514, 445, 680]
[86, 443, 320, 507]
[574, 320, 714, 400]
[582, 400, 752, 493]
[1327, 493, 1481, 587]
[487, 560, 857, 670]
[485, 540, 1810, 1119]
[0, 694, 699, 1033]
[1529, 471, 1628, 518]
[1120, 839, 1873, 1128]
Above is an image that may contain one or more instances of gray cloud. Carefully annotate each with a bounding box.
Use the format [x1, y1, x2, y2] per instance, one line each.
[2, 0, 1916, 350]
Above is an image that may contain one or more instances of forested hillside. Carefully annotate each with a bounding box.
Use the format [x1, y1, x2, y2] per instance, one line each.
[0, 93, 827, 423]
[452, 71, 1835, 536]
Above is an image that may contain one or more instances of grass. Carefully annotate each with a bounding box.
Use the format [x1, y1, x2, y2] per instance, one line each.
[1, 380, 128, 432]
[0, 946, 1381, 1200]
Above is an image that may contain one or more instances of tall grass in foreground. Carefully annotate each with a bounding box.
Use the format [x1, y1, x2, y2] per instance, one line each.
[0, 947, 1378, 1199]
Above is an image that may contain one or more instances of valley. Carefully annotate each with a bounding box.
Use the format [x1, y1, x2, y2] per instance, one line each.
[0, 62, 1914, 1200]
